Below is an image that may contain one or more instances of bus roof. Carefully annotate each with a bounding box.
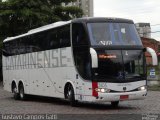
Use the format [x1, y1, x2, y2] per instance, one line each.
[72, 17, 134, 23]
[3, 17, 134, 43]
[3, 21, 71, 42]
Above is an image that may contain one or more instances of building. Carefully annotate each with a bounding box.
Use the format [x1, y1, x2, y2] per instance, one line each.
[77, 0, 94, 17]
[135, 23, 151, 38]
[2, 0, 93, 17]
[65, 0, 94, 17]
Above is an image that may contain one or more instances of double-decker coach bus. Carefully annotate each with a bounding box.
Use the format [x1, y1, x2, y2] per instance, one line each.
[2, 17, 157, 107]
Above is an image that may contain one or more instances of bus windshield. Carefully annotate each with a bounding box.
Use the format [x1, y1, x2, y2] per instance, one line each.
[94, 50, 146, 82]
[87, 22, 142, 46]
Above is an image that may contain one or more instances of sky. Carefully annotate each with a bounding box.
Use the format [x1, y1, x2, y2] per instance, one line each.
[94, 0, 160, 41]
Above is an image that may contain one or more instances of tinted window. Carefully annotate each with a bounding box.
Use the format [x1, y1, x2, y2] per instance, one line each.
[87, 23, 142, 46]
[3, 42, 12, 56]
[9, 40, 19, 55]
[3, 24, 71, 56]
[18, 37, 27, 54]
[94, 50, 123, 80]
[72, 23, 91, 80]
[122, 50, 145, 80]
[72, 23, 89, 46]
[47, 29, 60, 49]
[59, 25, 71, 48]
[93, 50, 145, 82]
[88, 23, 112, 45]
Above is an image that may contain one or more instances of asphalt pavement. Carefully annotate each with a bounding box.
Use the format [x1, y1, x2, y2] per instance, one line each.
[0, 82, 160, 120]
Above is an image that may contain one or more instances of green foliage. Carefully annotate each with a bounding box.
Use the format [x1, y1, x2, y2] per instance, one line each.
[0, 0, 83, 38]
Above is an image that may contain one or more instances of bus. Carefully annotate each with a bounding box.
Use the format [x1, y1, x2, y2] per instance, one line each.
[2, 17, 158, 107]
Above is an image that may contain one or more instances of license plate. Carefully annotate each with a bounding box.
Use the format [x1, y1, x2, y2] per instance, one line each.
[120, 95, 129, 100]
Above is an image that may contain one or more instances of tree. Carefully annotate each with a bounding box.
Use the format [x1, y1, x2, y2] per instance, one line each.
[0, 0, 83, 38]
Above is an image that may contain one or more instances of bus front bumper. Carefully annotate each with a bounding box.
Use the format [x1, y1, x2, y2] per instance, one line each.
[92, 90, 147, 102]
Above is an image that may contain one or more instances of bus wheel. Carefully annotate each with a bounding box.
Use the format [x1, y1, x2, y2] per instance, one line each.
[12, 84, 19, 100]
[19, 83, 26, 100]
[111, 101, 119, 108]
[66, 84, 77, 107]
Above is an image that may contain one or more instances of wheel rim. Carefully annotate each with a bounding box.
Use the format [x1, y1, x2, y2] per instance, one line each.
[13, 87, 17, 94]
[19, 87, 24, 99]
[67, 85, 72, 99]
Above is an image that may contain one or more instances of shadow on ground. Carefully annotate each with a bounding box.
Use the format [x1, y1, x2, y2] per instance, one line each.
[8, 94, 137, 111]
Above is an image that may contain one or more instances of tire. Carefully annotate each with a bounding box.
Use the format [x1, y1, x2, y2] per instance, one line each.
[19, 84, 26, 100]
[111, 101, 119, 108]
[12, 85, 19, 100]
[66, 84, 77, 107]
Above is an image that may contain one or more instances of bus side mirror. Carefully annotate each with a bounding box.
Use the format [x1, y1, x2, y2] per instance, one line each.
[90, 48, 98, 68]
[146, 47, 158, 66]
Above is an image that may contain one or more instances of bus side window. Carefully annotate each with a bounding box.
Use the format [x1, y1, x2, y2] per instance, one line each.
[48, 29, 60, 50]
[9, 40, 19, 55]
[33, 33, 45, 52]
[3, 42, 10, 56]
[19, 37, 27, 54]
[59, 25, 71, 48]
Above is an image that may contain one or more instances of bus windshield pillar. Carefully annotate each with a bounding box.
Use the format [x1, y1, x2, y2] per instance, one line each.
[90, 48, 98, 68]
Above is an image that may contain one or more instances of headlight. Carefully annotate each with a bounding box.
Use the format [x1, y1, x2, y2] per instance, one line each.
[95, 88, 110, 93]
[100, 88, 106, 93]
[138, 86, 147, 91]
